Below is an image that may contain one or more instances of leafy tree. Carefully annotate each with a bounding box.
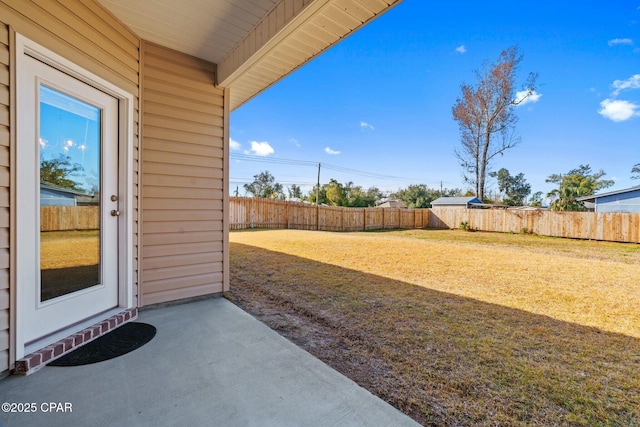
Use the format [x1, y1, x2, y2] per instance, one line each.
[325, 179, 345, 206]
[392, 184, 460, 208]
[306, 184, 327, 205]
[632, 163, 640, 180]
[545, 164, 614, 211]
[360, 186, 384, 207]
[342, 182, 383, 207]
[305, 180, 382, 207]
[243, 171, 285, 199]
[452, 46, 537, 201]
[489, 168, 531, 205]
[528, 191, 544, 207]
[287, 184, 303, 199]
[40, 154, 83, 191]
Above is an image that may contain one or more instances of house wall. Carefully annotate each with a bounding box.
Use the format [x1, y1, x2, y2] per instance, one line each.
[430, 204, 467, 209]
[140, 41, 228, 306]
[0, 19, 10, 375]
[0, 0, 141, 373]
[595, 191, 640, 213]
[40, 188, 77, 206]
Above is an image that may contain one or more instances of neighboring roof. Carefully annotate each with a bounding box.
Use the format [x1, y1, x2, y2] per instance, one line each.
[576, 185, 640, 203]
[40, 181, 91, 197]
[431, 197, 482, 205]
[99, 0, 403, 110]
[376, 199, 406, 208]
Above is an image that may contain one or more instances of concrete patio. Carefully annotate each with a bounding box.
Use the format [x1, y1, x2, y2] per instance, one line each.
[0, 297, 419, 426]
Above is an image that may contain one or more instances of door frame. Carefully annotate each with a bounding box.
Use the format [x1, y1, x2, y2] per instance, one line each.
[13, 34, 135, 360]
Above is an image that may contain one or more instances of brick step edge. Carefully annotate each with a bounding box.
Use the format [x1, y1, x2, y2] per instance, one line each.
[14, 308, 138, 375]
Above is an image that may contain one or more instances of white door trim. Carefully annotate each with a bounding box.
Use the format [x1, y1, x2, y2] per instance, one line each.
[14, 34, 135, 360]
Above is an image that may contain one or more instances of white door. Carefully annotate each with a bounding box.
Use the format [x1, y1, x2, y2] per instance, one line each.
[17, 55, 120, 348]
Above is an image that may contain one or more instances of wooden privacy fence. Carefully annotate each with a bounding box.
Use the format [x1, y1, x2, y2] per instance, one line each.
[40, 206, 99, 231]
[229, 197, 429, 231]
[230, 197, 640, 243]
[38, 199, 640, 241]
[429, 207, 640, 243]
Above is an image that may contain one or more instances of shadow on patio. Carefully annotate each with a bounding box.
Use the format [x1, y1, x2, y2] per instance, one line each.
[0, 297, 418, 426]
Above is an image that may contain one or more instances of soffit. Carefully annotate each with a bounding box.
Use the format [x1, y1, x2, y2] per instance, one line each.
[98, 0, 279, 64]
[220, 0, 402, 110]
[98, 0, 401, 110]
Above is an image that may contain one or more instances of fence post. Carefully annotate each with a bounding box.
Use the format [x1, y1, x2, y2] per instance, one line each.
[226, 199, 639, 243]
[363, 208, 366, 231]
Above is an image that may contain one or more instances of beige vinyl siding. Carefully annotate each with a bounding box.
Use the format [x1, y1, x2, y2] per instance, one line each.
[140, 41, 225, 306]
[0, 0, 140, 372]
[0, 21, 9, 374]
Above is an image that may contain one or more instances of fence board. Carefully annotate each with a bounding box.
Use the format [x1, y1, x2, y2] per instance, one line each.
[40, 206, 99, 231]
[288, 203, 317, 230]
[230, 197, 430, 232]
[230, 198, 639, 243]
[429, 207, 640, 243]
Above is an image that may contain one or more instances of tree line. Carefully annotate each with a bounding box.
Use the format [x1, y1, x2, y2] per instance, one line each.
[240, 163, 622, 212]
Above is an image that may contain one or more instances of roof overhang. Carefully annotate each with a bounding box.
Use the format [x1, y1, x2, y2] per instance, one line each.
[99, 0, 402, 110]
[576, 185, 640, 203]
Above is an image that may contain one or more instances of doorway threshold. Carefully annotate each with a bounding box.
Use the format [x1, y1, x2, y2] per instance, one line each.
[14, 308, 137, 376]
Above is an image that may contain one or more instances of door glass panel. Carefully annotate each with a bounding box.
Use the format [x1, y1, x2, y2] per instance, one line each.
[39, 85, 101, 302]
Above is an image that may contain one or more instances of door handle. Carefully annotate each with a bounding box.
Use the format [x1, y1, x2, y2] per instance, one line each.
[110, 210, 120, 217]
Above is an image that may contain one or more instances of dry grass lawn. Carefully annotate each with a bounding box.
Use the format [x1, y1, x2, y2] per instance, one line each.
[40, 230, 99, 269]
[227, 229, 640, 426]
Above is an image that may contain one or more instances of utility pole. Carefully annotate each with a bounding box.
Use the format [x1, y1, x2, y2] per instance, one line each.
[316, 163, 321, 231]
[316, 163, 321, 205]
[234, 186, 239, 197]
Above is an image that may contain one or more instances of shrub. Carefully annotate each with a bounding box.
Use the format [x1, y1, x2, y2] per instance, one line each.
[460, 221, 472, 231]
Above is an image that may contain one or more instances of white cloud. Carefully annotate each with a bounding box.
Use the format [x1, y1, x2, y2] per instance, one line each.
[608, 38, 634, 46]
[230, 138, 241, 151]
[612, 74, 640, 96]
[325, 147, 341, 155]
[360, 121, 375, 130]
[455, 45, 467, 54]
[597, 74, 640, 121]
[248, 141, 274, 156]
[290, 138, 300, 147]
[514, 89, 542, 106]
[598, 99, 640, 121]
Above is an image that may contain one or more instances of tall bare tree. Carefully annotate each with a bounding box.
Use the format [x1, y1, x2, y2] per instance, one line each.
[452, 46, 537, 201]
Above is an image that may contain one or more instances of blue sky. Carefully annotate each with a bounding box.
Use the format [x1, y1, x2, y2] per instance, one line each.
[230, 0, 640, 201]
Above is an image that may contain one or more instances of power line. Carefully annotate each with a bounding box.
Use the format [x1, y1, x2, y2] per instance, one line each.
[230, 153, 422, 183]
[230, 153, 317, 167]
[230, 177, 316, 186]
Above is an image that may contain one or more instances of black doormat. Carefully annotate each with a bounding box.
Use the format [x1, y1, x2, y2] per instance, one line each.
[49, 322, 156, 366]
